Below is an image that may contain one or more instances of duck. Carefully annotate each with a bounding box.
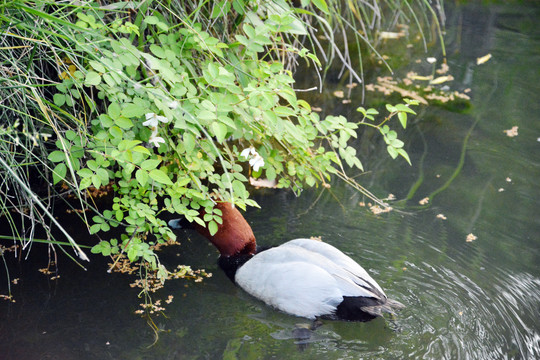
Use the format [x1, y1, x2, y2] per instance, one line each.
[169, 202, 404, 322]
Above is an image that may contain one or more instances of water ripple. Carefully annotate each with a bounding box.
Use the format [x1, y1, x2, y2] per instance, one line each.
[396, 257, 540, 359]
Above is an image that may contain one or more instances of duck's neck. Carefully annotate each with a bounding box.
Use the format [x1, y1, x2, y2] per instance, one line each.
[196, 202, 257, 257]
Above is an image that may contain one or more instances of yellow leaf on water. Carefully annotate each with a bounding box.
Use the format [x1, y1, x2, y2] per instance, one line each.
[430, 75, 454, 85]
[410, 75, 433, 81]
[379, 31, 402, 39]
[476, 53, 492, 65]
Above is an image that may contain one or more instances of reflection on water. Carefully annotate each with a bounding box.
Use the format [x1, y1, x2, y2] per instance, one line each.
[1, 2, 540, 359]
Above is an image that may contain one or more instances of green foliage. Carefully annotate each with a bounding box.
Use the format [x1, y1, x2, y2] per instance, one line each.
[0, 0, 441, 285]
[357, 99, 419, 165]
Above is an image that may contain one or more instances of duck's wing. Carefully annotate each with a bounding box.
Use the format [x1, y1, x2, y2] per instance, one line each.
[235, 247, 344, 319]
[280, 238, 386, 298]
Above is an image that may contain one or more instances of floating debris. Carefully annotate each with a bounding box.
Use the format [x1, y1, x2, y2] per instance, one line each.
[379, 31, 406, 39]
[466, 233, 477, 242]
[436, 214, 447, 220]
[430, 75, 454, 85]
[436, 63, 450, 74]
[503, 126, 518, 137]
[0, 294, 15, 303]
[476, 53, 492, 65]
[370, 204, 393, 215]
[332, 90, 344, 98]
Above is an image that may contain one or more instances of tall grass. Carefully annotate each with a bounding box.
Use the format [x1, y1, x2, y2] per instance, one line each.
[0, 1, 95, 264]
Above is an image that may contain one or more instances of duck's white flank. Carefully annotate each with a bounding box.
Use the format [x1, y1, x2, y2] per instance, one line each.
[234, 238, 387, 319]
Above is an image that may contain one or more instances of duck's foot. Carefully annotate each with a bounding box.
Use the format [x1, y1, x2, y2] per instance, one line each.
[291, 319, 324, 350]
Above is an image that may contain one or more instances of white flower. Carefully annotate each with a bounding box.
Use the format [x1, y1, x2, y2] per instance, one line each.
[249, 154, 265, 172]
[426, 57, 437, 64]
[148, 133, 165, 147]
[241, 146, 264, 171]
[168, 101, 179, 109]
[240, 146, 256, 159]
[143, 113, 169, 128]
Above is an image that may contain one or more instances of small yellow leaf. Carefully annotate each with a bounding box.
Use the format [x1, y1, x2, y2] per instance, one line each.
[476, 53, 492, 65]
[430, 75, 454, 85]
[379, 31, 402, 39]
[410, 75, 433, 81]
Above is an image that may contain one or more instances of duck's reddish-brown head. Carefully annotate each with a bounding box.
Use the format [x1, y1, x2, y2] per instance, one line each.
[194, 202, 256, 257]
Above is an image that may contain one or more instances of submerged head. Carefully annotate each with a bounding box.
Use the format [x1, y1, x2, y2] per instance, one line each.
[193, 202, 256, 257]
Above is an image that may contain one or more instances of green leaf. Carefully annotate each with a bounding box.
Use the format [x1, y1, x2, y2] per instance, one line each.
[48, 150, 65, 163]
[53, 93, 65, 107]
[89, 60, 106, 73]
[108, 102, 121, 119]
[52, 163, 67, 184]
[184, 133, 196, 154]
[149, 169, 173, 185]
[211, 1, 231, 19]
[390, 138, 404, 148]
[212, 122, 228, 143]
[136, 169, 148, 187]
[115, 116, 133, 130]
[141, 159, 161, 171]
[133, 146, 150, 155]
[96, 168, 109, 182]
[150, 44, 165, 58]
[311, 0, 329, 14]
[80, 177, 92, 190]
[144, 16, 159, 25]
[385, 104, 397, 113]
[398, 148, 412, 165]
[398, 112, 407, 129]
[84, 71, 101, 86]
[89, 223, 102, 235]
[387, 146, 398, 159]
[122, 103, 147, 118]
[91, 241, 109, 254]
[208, 220, 219, 236]
[232, 179, 247, 198]
[127, 247, 138, 262]
[77, 168, 93, 178]
[394, 103, 416, 114]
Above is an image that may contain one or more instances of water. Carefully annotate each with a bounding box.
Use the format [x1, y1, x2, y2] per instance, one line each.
[1, 2, 540, 359]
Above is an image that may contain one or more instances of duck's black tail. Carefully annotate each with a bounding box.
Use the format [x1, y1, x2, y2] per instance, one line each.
[361, 297, 405, 317]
